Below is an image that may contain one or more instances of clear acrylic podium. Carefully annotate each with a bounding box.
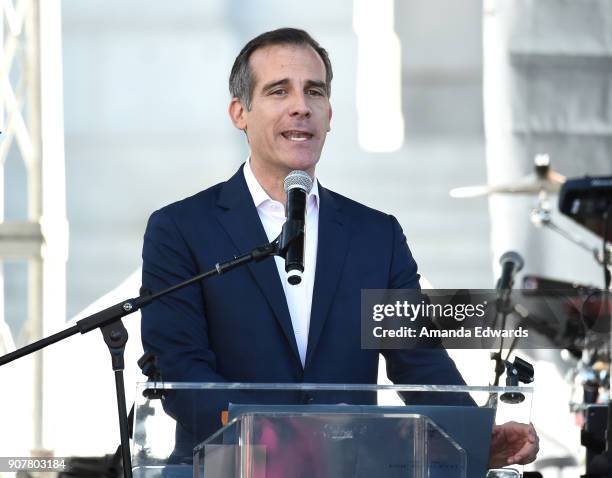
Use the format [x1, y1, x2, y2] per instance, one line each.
[131, 383, 532, 478]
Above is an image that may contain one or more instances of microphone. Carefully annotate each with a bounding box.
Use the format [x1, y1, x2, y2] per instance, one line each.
[496, 251, 525, 302]
[281, 170, 313, 285]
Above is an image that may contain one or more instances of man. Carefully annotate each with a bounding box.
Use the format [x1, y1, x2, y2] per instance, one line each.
[141, 28, 538, 468]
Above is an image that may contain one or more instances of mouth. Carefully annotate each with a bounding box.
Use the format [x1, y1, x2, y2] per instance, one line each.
[281, 130, 314, 142]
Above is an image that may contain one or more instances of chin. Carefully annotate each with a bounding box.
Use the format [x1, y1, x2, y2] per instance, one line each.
[284, 156, 319, 173]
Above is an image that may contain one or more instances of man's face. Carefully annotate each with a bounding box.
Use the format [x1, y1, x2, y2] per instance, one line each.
[229, 44, 332, 178]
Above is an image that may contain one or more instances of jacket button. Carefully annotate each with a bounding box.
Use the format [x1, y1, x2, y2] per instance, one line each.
[302, 392, 314, 404]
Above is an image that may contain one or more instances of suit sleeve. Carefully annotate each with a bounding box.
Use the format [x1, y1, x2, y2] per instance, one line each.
[380, 215, 474, 405]
[141, 208, 247, 445]
[141, 208, 225, 383]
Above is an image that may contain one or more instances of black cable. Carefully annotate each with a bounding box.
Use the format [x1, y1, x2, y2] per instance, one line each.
[505, 334, 518, 362]
[493, 306, 514, 385]
[603, 204, 611, 291]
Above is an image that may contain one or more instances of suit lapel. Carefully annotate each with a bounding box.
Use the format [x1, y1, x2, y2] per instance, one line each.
[214, 166, 301, 363]
[305, 185, 350, 367]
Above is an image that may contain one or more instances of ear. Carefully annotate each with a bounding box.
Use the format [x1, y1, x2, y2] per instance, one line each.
[327, 104, 333, 132]
[228, 97, 247, 131]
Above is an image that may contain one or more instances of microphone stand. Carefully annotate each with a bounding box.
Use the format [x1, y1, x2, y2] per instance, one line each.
[491, 277, 517, 387]
[491, 307, 512, 387]
[0, 230, 298, 478]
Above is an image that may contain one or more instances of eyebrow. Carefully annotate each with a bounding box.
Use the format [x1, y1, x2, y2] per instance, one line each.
[261, 78, 289, 93]
[260, 78, 327, 94]
[305, 80, 327, 91]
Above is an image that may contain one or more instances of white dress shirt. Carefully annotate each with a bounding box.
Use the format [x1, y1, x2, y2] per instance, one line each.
[243, 159, 319, 367]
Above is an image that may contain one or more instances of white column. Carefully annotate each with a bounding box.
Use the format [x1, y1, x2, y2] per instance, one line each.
[353, 0, 404, 152]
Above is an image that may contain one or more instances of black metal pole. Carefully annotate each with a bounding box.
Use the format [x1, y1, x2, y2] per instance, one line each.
[114, 370, 132, 478]
[0, 241, 280, 368]
[0, 325, 79, 366]
[100, 318, 132, 478]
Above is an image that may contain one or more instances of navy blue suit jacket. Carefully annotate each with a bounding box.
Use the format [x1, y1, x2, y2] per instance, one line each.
[140, 165, 468, 454]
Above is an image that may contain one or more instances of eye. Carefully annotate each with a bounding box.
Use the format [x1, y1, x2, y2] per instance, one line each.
[270, 89, 287, 96]
[307, 89, 324, 96]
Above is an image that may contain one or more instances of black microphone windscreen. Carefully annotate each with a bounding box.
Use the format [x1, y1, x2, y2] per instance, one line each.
[499, 250, 524, 272]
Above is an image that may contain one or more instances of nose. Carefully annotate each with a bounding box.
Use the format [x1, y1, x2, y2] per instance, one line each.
[289, 92, 311, 118]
